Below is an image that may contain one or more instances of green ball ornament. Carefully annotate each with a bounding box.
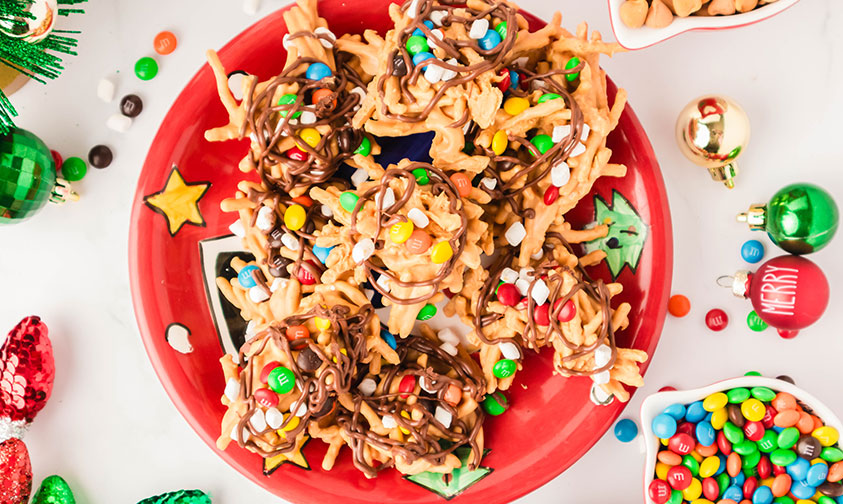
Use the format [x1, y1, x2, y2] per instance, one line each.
[738, 183, 838, 254]
[0, 127, 66, 224]
[137, 490, 211, 504]
[32, 475, 76, 504]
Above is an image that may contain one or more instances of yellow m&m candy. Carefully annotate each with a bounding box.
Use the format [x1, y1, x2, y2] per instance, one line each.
[741, 398, 766, 422]
[710, 407, 728, 430]
[503, 96, 529, 116]
[492, 130, 508, 155]
[390, 220, 414, 244]
[698, 456, 720, 478]
[703, 392, 728, 412]
[314, 317, 332, 330]
[399, 410, 412, 434]
[284, 204, 306, 231]
[682, 478, 702, 501]
[813, 426, 840, 447]
[298, 127, 321, 148]
[430, 241, 453, 264]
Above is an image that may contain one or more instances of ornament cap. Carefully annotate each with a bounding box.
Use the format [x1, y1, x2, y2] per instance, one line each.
[707, 163, 738, 189]
[49, 178, 79, 205]
[737, 203, 767, 230]
[718, 270, 751, 298]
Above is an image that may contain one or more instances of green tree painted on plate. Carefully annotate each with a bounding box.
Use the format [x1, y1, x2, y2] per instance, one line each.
[583, 190, 648, 280]
[404, 447, 492, 500]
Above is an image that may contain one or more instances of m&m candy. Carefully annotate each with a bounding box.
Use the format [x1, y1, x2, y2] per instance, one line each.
[614, 418, 639, 443]
[705, 309, 729, 331]
[668, 294, 691, 317]
[741, 239, 765, 263]
[154, 31, 178, 55]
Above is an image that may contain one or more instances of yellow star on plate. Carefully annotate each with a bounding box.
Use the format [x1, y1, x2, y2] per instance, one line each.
[144, 165, 211, 236]
[263, 434, 311, 475]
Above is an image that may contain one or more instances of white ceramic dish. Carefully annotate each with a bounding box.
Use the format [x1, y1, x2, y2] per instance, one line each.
[640, 376, 843, 504]
[607, 0, 801, 50]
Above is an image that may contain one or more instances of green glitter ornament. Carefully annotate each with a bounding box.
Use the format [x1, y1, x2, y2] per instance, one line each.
[0, 127, 76, 223]
[138, 490, 211, 504]
[32, 475, 76, 504]
[738, 183, 838, 255]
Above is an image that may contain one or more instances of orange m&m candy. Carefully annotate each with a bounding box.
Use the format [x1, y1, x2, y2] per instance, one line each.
[668, 294, 691, 317]
[405, 230, 432, 254]
[449, 172, 472, 197]
[312, 88, 337, 108]
[154, 31, 178, 55]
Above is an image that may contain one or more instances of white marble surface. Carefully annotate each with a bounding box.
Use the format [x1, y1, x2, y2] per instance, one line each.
[1, 0, 842, 502]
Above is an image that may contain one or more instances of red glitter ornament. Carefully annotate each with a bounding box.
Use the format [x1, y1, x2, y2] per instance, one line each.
[0, 438, 32, 503]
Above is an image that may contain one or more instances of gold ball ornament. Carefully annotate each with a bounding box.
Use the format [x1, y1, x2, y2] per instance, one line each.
[675, 95, 750, 189]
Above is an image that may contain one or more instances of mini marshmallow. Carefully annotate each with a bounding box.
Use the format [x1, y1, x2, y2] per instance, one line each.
[427, 29, 444, 48]
[270, 278, 284, 293]
[351, 86, 367, 102]
[249, 286, 270, 303]
[255, 206, 275, 231]
[352, 238, 375, 263]
[581, 124, 591, 141]
[592, 370, 610, 385]
[293, 401, 308, 417]
[351, 168, 369, 187]
[499, 342, 520, 360]
[505, 221, 526, 246]
[245, 319, 258, 337]
[469, 18, 489, 39]
[224, 378, 240, 402]
[437, 328, 460, 346]
[230, 425, 242, 442]
[97, 76, 116, 103]
[376, 274, 391, 293]
[227, 71, 247, 101]
[531, 279, 550, 305]
[481, 177, 497, 190]
[229, 219, 245, 237]
[594, 345, 612, 368]
[407, 208, 429, 228]
[439, 342, 458, 356]
[382, 415, 398, 429]
[424, 64, 445, 84]
[434, 406, 453, 429]
[419, 376, 436, 393]
[406, 0, 420, 17]
[313, 27, 336, 48]
[376, 187, 396, 209]
[357, 378, 377, 396]
[519, 267, 534, 280]
[321, 205, 333, 218]
[531, 249, 544, 260]
[551, 162, 571, 188]
[552, 124, 572, 143]
[106, 114, 132, 133]
[250, 408, 267, 431]
[299, 110, 317, 125]
[281, 232, 299, 251]
[429, 10, 446, 26]
[282, 33, 292, 51]
[500, 268, 518, 284]
[570, 142, 587, 157]
[515, 278, 531, 296]
[265, 408, 284, 429]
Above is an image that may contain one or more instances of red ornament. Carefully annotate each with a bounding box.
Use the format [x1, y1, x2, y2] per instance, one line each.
[740, 255, 829, 331]
[705, 309, 729, 331]
[778, 329, 799, 339]
[1, 316, 54, 422]
[0, 438, 31, 503]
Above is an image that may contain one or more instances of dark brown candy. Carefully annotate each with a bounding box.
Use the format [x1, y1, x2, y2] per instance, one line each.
[819, 482, 843, 497]
[313, 396, 335, 418]
[727, 404, 745, 427]
[268, 255, 292, 278]
[268, 228, 284, 248]
[776, 375, 795, 384]
[796, 435, 822, 460]
[88, 144, 113, 168]
[336, 128, 362, 154]
[120, 94, 143, 117]
[391, 52, 408, 77]
[418, 397, 436, 414]
[303, 219, 315, 234]
[296, 347, 322, 373]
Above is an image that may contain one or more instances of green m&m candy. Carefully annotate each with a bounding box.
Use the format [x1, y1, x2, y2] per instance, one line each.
[135, 56, 159, 80]
[529, 134, 553, 156]
[340, 191, 359, 212]
[61, 157, 87, 182]
[493, 21, 507, 40]
[747, 310, 768, 331]
[742, 449, 761, 469]
[777, 427, 800, 449]
[727, 387, 750, 403]
[416, 304, 437, 320]
[716, 472, 730, 494]
[482, 391, 508, 416]
[681, 454, 699, 477]
[277, 93, 303, 119]
[268, 366, 296, 394]
[492, 359, 516, 378]
[757, 430, 778, 453]
[537, 93, 561, 104]
[821, 446, 843, 463]
[750, 386, 776, 402]
[405, 35, 429, 56]
[733, 439, 758, 456]
[564, 57, 581, 82]
[667, 489, 682, 504]
[770, 448, 798, 467]
[745, 371, 762, 377]
[723, 422, 744, 444]
[818, 497, 837, 504]
[774, 497, 795, 504]
[743, 464, 757, 477]
[412, 167, 429, 185]
[354, 136, 371, 156]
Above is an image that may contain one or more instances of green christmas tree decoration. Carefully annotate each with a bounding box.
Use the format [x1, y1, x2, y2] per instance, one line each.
[404, 447, 492, 499]
[583, 190, 649, 280]
[32, 475, 76, 504]
[0, 0, 87, 134]
[137, 490, 212, 504]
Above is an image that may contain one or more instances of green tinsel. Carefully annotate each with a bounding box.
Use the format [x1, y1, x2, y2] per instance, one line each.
[0, 0, 86, 134]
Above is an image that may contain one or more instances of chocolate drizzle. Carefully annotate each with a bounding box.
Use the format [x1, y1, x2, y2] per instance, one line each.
[349, 162, 468, 305]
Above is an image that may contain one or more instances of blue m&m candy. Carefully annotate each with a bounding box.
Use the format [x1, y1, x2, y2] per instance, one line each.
[614, 418, 638, 442]
[412, 51, 435, 66]
[509, 69, 519, 89]
[787, 457, 810, 480]
[696, 420, 716, 446]
[652, 413, 677, 439]
[722, 485, 743, 502]
[312, 245, 335, 264]
[306, 62, 332, 81]
[478, 29, 502, 50]
[238, 265, 259, 288]
[380, 328, 397, 350]
[663, 403, 686, 420]
[752, 485, 773, 504]
[686, 401, 707, 423]
[806, 462, 829, 486]
[790, 480, 817, 499]
[741, 239, 765, 263]
[412, 20, 434, 37]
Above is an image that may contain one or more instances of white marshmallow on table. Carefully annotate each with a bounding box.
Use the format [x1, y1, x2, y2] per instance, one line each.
[250, 409, 267, 431]
[357, 378, 377, 396]
[376, 187, 396, 209]
[321, 204, 333, 218]
[106, 114, 132, 133]
[97, 76, 116, 103]
[437, 328, 460, 346]
[229, 219, 245, 237]
[429, 10, 446, 26]
[351, 168, 369, 187]
[376, 274, 391, 293]
[551, 162, 571, 188]
[592, 370, 611, 385]
[500, 268, 518, 284]
[352, 238, 375, 263]
[281, 232, 299, 251]
[424, 64, 445, 84]
[224, 378, 240, 402]
[407, 208, 429, 228]
[313, 27, 336, 48]
[515, 278, 531, 297]
[531, 279, 550, 305]
[552, 124, 571, 143]
[481, 177, 497, 190]
[505, 221, 526, 246]
[249, 286, 270, 303]
[434, 406, 453, 429]
[299, 110, 317, 125]
[265, 407, 284, 429]
[255, 206, 275, 231]
[439, 342, 458, 356]
[499, 341, 520, 360]
[594, 344, 613, 368]
[382, 415, 398, 429]
[469, 18, 489, 39]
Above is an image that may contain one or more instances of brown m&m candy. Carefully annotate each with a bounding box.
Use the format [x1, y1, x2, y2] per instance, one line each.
[268, 255, 292, 278]
[727, 403, 745, 427]
[120, 94, 144, 117]
[391, 53, 408, 77]
[88, 145, 113, 168]
[796, 434, 822, 459]
[296, 347, 322, 373]
[819, 481, 843, 497]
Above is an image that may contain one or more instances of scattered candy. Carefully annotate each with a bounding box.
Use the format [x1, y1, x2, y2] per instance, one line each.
[615, 418, 639, 442]
[503, 96, 529, 116]
[449, 172, 472, 197]
[530, 134, 554, 156]
[61, 157, 87, 182]
[106, 113, 133, 133]
[565, 57, 581, 81]
[478, 29, 502, 50]
[154, 31, 178, 55]
[741, 239, 765, 264]
[88, 145, 113, 169]
[97, 76, 116, 102]
[277, 93, 302, 119]
[135, 56, 159, 80]
[705, 309, 728, 331]
[355, 136, 372, 156]
[238, 265, 259, 288]
[416, 304, 437, 320]
[298, 127, 321, 148]
[284, 204, 306, 231]
[267, 366, 295, 394]
[492, 358, 516, 379]
[747, 310, 768, 332]
[668, 294, 691, 317]
[306, 62, 332, 81]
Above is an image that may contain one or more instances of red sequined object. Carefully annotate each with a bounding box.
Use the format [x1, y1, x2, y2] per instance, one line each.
[0, 316, 55, 422]
[0, 438, 32, 503]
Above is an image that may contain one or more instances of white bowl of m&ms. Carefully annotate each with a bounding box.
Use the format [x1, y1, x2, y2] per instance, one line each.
[641, 376, 843, 504]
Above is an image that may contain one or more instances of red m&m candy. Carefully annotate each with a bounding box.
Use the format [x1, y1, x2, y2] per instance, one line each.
[702, 477, 719, 501]
[648, 480, 671, 504]
[495, 68, 511, 93]
[705, 308, 729, 331]
[497, 283, 520, 306]
[669, 432, 695, 455]
[398, 374, 415, 398]
[287, 146, 309, 161]
[254, 388, 278, 408]
[533, 303, 550, 326]
[554, 299, 576, 322]
[296, 260, 319, 285]
[744, 420, 765, 441]
[260, 361, 281, 383]
[543, 186, 559, 205]
[666, 465, 692, 490]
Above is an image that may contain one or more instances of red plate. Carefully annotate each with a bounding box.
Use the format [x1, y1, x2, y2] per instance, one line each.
[129, 2, 672, 503]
